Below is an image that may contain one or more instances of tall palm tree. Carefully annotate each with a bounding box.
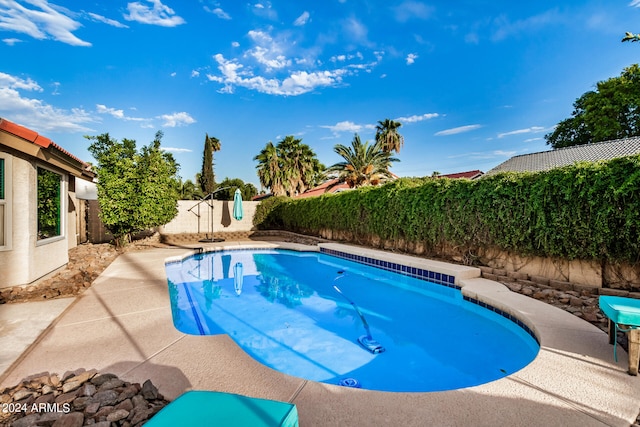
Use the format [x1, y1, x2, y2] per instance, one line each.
[326, 134, 398, 188]
[278, 136, 325, 195]
[254, 142, 285, 196]
[375, 119, 404, 153]
[254, 136, 324, 196]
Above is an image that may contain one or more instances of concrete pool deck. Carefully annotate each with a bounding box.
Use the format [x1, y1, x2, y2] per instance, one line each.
[1, 241, 639, 426]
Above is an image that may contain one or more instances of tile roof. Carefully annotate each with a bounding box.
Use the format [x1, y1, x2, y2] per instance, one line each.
[485, 137, 640, 176]
[295, 179, 350, 198]
[438, 170, 484, 179]
[0, 117, 89, 168]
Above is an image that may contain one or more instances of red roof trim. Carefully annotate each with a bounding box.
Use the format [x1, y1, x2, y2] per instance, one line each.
[438, 170, 484, 179]
[0, 117, 86, 166]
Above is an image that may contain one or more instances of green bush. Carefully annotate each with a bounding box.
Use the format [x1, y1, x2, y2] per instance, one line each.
[253, 196, 290, 229]
[260, 156, 640, 264]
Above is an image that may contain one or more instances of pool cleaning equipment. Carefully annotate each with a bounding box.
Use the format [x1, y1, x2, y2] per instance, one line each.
[333, 274, 386, 354]
[338, 378, 362, 388]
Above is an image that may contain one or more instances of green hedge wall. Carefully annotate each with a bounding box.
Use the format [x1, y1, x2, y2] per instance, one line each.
[255, 155, 640, 264]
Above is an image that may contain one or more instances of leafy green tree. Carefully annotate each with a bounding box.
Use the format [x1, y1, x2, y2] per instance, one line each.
[176, 178, 203, 200]
[200, 133, 221, 194]
[545, 64, 640, 148]
[87, 131, 180, 247]
[254, 136, 324, 196]
[212, 177, 258, 200]
[325, 134, 399, 188]
[375, 118, 404, 153]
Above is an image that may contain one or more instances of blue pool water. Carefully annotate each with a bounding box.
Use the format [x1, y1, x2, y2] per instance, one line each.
[165, 249, 539, 392]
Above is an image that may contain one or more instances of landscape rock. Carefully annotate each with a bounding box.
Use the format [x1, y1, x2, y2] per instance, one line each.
[0, 372, 168, 426]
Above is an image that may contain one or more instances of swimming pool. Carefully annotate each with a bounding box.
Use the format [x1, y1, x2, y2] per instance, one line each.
[165, 248, 539, 392]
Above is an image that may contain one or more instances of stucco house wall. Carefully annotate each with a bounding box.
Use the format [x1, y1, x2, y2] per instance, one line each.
[0, 118, 95, 288]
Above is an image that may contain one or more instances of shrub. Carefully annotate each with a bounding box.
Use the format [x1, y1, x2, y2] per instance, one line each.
[262, 155, 640, 264]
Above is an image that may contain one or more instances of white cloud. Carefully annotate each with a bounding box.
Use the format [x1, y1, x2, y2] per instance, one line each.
[0, 72, 42, 92]
[96, 104, 148, 123]
[96, 104, 124, 119]
[524, 137, 543, 143]
[158, 112, 196, 127]
[205, 26, 380, 96]
[247, 30, 292, 71]
[294, 11, 310, 26]
[0, 72, 95, 132]
[250, 46, 292, 70]
[2, 38, 22, 46]
[395, 113, 439, 123]
[205, 7, 231, 20]
[497, 126, 545, 138]
[447, 149, 517, 160]
[252, 2, 277, 20]
[0, 0, 91, 46]
[191, 70, 200, 77]
[207, 54, 347, 96]
[491, 10, 560, 42]
[493, 150, 517, 157]
[406, 53, 418, 65]
[435, 124, 482, 136]
[125, 0, 185, 27]
[631, 0, 640, 7]
[331, 52, 364, 63]
[320, 120, 376, 134]
[231, 41, 240, 47]
[343, 17, 369, 44]
[87, 12, 128, 28]
[393, 1, 434, 22]
[464, 33, 479, 44]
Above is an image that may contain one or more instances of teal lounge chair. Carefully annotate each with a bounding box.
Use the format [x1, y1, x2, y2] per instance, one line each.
[145, 390, 299, 426]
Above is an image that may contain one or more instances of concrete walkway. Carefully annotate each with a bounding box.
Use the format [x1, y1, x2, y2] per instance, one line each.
[1, 241, 639, 426]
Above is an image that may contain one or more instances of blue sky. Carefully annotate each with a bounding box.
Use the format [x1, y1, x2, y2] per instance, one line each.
[1, 1, 640, 189]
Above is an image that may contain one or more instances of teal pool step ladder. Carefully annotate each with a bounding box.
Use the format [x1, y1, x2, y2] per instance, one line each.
[145, 390, 299, 426]
[599, 296, 640, 375]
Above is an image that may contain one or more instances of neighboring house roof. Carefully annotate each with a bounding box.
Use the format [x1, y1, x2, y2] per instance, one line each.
[296, 171, 486, 198]
[295, 179, 350, 199]
[0, 117, 94, 179]
[485, 137, 640, 176]
[251, 193, 273, 201]
[437, 170, 484, 179]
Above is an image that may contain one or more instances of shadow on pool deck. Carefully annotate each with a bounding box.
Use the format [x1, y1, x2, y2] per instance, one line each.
[1, 241, 639, 426]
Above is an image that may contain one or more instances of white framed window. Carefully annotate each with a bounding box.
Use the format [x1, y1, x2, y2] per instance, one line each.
[36, 165, 64, 244]
[0, 153, 11, 250]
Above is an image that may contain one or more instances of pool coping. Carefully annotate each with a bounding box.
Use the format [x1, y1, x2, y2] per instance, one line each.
[2, 240, 639, 426]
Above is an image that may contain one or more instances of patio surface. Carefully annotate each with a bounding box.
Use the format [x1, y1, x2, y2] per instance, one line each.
[1, 241, 639, 426]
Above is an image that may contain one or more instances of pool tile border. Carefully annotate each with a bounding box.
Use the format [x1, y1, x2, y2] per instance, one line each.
[462, 295, 539, 344]
[319, 247, 460, 289]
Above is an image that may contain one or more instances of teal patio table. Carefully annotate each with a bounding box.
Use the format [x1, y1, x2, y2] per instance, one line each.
[599, 295, 640, 375]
